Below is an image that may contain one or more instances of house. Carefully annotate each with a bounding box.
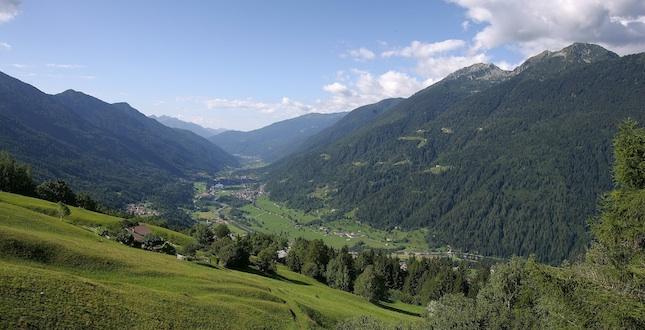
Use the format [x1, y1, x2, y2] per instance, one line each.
[126, 224, 152, 243]
[277, 250, 288, 260]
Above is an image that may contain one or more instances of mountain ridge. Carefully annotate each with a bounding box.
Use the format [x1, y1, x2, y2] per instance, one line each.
[265, 43, 645, 263]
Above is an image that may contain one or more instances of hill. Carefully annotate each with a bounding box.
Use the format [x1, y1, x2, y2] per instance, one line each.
[150, 115, 227, 138]
[0, 72, 238, 209]
[0, 191, 423, 329]
[210, 112, 346, 163]
[266, 43, 645, 263]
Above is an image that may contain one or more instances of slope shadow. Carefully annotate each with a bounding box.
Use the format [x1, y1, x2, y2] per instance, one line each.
[235, 265, 311, 286]
[374, 302, 421, 317]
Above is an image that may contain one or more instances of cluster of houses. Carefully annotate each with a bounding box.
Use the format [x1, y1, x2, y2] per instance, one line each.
[125, 203, 160, 217]
[231, 186, 265, 202]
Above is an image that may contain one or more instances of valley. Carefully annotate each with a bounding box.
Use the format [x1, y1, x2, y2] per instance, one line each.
[0, 192, 425, 329]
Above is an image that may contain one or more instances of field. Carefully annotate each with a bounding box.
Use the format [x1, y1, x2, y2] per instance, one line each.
[240, 197, 430, 251]
[0, 192, 424, 329]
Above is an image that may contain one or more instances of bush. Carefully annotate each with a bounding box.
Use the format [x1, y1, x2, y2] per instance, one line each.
[180, 241, 200, 257]
[115, 229, 134, 246]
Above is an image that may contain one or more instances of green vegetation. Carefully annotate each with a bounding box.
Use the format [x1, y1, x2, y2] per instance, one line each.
[0, 192, 423, 329]
[236, 196, 428, 251]
[266, 44, 645, 263]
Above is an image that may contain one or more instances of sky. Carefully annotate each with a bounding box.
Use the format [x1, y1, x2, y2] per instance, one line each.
[1, 0, 644, 131]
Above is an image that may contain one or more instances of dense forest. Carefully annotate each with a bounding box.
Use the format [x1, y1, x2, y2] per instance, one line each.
[266, 44, 645, 263]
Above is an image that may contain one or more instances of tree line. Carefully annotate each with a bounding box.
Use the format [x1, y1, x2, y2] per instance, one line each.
[0, 151, 100, 211]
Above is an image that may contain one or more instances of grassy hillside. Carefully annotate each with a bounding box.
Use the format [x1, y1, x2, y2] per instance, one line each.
[0, 192, 423, 329]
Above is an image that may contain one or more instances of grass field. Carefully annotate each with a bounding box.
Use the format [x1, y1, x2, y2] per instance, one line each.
[240, 197, 429, 251]
[0, 192, 424, 329]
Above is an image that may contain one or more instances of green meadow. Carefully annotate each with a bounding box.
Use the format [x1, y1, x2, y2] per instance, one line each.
[240, 197, 429, 251]
[0, 192, 424, 329]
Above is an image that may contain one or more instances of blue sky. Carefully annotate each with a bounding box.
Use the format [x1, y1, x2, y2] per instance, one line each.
[1, 0, 644, 130]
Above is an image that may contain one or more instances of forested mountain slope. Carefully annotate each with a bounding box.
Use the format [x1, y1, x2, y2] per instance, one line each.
[0, 72, 237, 208]
[210, 112, 346, 163]
[266, 43, 645, 263]
[297, 98, 403, 151]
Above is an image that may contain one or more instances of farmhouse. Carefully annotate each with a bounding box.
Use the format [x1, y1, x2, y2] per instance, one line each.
[126, 224, 151, 243]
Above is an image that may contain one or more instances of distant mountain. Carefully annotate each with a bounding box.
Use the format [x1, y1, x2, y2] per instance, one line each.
[266, 43, 645, 263]
[210, 112, 347, 163]
[0, 71, 238, 211]
[150, 115, 227, 138]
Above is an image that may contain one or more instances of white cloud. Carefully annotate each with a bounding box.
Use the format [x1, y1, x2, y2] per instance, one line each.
[323, 82, 351, 95]
[319, 69, 426, 113]
[345, 47, 376, 61]
[205, 97, 313, 115]
[46, 63, 86, 69]
[0, 42, 11, 50]
[450, 0, 645, 55]
[0, 0, 20, 23]
[382, 39, 465, 58]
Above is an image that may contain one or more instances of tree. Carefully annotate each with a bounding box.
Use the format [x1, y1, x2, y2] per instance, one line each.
[256, 246, 277, 273]
[354, 265, 386, 303]
[476, 257, 537, 328]
[213, 223, 231, 239]
[286, 238, 308, 272]
[325, 246, 355, 291]
[0, 151, 35, 195]
[36, 180, 76, 204]
[590, 120, 645, 286]
[426, 293, 479, 330]
[191, 224, 214, 247]
[302, 239, 330, 281]
[612, 119, 645, 190]
[217, 241, 250, 268]
[75, 192, 99, 211]
[56, 202, 71, 220]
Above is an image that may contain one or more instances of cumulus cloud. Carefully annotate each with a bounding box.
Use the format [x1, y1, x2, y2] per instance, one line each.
[0, 0, 20, 23]
[344, 47, 376, 61]
[450, 0, 645, 55]
[382, 39, 465, 58]
[0, 41, 10, 50]
[319, 69, 427, 112]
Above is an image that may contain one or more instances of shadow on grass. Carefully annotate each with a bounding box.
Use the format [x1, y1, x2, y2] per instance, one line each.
[374, 302, 421, 317]
[234, 266, 311, 286]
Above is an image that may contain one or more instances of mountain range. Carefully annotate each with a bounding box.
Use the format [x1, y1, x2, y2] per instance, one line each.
[150, 115, 227, 138]
[265, 43, 645, 263]
[0, 73, 237, 208]
[210, 112, 347, 163]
